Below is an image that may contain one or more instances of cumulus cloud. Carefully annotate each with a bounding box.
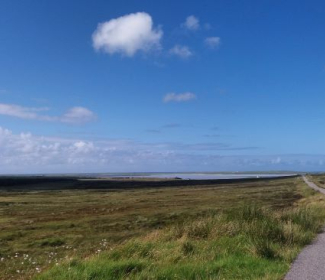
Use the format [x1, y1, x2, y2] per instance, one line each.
[163, 92, 196, 103]
[0, 127, 98, 170]
[0, 126, 323, 173]
[205, 37, 221, 49]
[183, 15, 200, 31]
[169, 45, 193, 58]
[0, 103, 96, 124]
[0, 127, 183, 173]
[92, 12, 163, 57]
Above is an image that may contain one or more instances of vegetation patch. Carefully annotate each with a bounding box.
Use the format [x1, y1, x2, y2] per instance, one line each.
[37, 191, 325, 279]
[39, 238, 65, 247]
[1, 177, 324, 279]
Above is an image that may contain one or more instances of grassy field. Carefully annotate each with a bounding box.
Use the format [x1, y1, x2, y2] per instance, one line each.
[0, 176, 325, 279]
[310, 174, 325, 188]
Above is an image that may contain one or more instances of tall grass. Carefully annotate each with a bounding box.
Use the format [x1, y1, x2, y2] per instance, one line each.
[36, 202, 325, 280]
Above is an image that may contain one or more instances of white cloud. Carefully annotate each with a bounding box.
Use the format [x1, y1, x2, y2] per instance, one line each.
[0, 126, 324, 173]
[183, 15, 199, 31]
[169, 45, 193, 58]
[205, 37, 221, 49]
[0, 103, 96, 124]
[0, 103, 50, 120]
[61, 107, 96, 124]
[163, 92, 196, 103]
[271, 157, 282, 164]
[92, 12, 163, 57]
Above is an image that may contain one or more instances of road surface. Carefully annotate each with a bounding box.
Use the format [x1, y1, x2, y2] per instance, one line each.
[285, 176, 325, 280]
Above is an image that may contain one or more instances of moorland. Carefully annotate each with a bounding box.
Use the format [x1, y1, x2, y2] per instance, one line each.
[0, 175, 324, 279]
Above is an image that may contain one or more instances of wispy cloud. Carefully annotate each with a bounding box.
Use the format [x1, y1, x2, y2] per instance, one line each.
[92, 12, 162, 57]
[183, 15, 200, 31]
[205, 37, 221, 49]
[31, 97, 49, 103]
[0, 126, 323, 173]
[162, 142, 259, 151]
[0, 103, 51, 120]
[60, 107, 96, 124]
[0, 103, 96, 124]
[146, 123, 181, 134]
[163, 92, 196, 103]
[169, 45, 193, 59]
[162, 123, 181, 128]
[0, 126, 255, 173]
[217, 88, 227, 95]
[204, 134, 220, 138]
[145, 129, 161, 134]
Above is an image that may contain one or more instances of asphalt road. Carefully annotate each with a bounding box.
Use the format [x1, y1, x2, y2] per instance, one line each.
[285, 176, 325, 280]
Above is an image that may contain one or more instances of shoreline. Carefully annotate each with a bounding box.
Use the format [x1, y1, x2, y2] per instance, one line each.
[0, 174, 299, 191]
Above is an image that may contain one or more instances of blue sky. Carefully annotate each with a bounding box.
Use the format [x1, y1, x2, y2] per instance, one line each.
[0, 0, 325, 173]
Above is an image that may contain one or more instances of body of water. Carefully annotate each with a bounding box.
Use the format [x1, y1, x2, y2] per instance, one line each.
[105, 173, 297, 180]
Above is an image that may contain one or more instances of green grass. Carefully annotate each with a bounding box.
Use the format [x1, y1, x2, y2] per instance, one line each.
[36, 203, 325, 280]
[310, 174, 325, 188]
[0, 177, 324, 279]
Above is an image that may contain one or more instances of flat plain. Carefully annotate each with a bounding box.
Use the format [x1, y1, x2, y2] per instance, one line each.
[0, 176, 324, 279]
